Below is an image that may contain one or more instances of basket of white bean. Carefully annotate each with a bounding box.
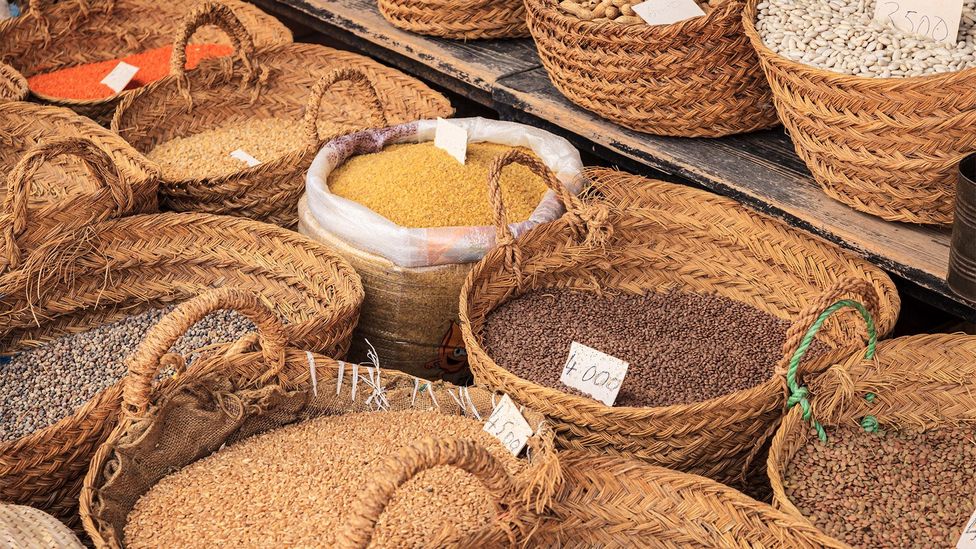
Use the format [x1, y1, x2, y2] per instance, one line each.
[743, 0, 976, 225]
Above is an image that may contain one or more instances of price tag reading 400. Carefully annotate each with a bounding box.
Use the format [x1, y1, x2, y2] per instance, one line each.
[560, 342, 629, 407]
[957, 505, 976, 549]
[483, 394, 534, 456]
[873, 0, 964, 45]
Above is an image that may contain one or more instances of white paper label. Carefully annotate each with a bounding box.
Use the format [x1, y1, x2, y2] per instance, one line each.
[100, 61, 140, 94]
[874, 0, 964, 44]
[560, 342, 629, 406]
[434, 117, 467, 165]
[483, 394, 533, 456]
[632, 0, 705, 25]
[958, 506, 976, 549]
[229, 149, 262, 167]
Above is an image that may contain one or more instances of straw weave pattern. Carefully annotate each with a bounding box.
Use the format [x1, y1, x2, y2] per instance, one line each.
[0, 62, 27, 103]
[378, 0, 529, 39]
[0, 503, 84, 549]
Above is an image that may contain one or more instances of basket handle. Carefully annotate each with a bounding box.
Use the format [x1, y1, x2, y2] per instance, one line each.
[169, 1, 257, 82]
[336, 438, 524, 549]
[301, 68, 389, 145]
[0, 136, 134, 272]
[122, 288, 288, 416]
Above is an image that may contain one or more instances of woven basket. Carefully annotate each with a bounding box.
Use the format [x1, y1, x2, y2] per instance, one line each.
[112, 2, 453, 228]
[0, 62, 27, 102]
[0, 503, 85, 549]
[461, 166, 900, 488]
[378, 0, 528, 39]
[0, 0, 290, 124]
[0, 211, 363, 531]
[525, 0, 775, 137]
[81, 289, 558, 548]
[741, 0, 976, 225]
[767, 331, 976, 547]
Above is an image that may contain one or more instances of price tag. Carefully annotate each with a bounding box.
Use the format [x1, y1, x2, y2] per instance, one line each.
[632, 0, 705, 26]
[874, 0, 964, 44]
[958, 506, 976, 549]
[434, 117, 467, 165]
[560, 342, 629, 406]
[483, 394, 533, 456]
[100, 61, 140, 94]
[229, 149, 261, 167]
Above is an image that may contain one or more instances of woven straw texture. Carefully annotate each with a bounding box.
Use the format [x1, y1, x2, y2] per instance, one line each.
[0, 503, 85, 549]
[529, 451, 848, 548]
[378, 0, 528, 39]
[525, 0, 775, 137]
[81, 289, 559, 548]
[767, 332, 976, 546]
[0, 102, 159, 274]
[461, 165, 900, 489]
[0, 62, 27, 102]
[0, 212, 363, 532]
[742, 0, 974, 225]
[112, 2, 453, 228]
[0, 0, 291, 124]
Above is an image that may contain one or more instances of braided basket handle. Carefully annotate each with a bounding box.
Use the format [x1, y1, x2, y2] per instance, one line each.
[169, 1, 256, 81]
[302, 68, 389, 144]
[0, 136, 132, 272]
[122, 288, 288, 416]
[335, 438, 523, 549]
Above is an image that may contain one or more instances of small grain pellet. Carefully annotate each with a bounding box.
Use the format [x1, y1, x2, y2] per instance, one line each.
[328, 142, 549, 228]
[123, 410, 526, 549]
[146, 118, 306, 180]
[555, 0, 720, 24]
[0, 307, 254, 442]
[481, 288, 827, 407]
[784, 425, 976, 547]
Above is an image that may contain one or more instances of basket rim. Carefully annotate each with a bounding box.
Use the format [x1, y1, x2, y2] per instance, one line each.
[527, 0, 739, 39]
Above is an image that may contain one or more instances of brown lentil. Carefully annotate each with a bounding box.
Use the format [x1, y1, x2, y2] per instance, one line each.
[146, 118, 305, 180]
[328, 142, 548, 228]
[784, 425, 976, 548]
[123, 410, 524, 548]
[481, 287, 827, 407]
[0, 307, 254, 442]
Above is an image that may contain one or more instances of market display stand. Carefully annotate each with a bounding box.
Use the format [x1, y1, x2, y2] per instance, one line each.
[253, 0, 969, 320]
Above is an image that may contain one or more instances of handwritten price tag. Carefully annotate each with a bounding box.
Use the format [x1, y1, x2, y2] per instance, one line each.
[483, 394, 533, 456]
[958, 505, 976, 549]
[874, 0, 964, 44]
[632, 0, 705, 26]
[434, 117, 467, 165]
[229, 149, 261, 167]
[560, 342, 629, 406]
[100, 61, 140, 94]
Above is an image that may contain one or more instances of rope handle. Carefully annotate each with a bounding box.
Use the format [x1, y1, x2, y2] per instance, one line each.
[0, 136, 133, 272]
[302, 68, 388, 145]
[122, 288, 287, 416]
[335, 438, 523, 549]
[169, 1, 256, 81]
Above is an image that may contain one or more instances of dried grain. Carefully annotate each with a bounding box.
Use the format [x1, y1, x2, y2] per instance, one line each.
[556, 0, 720, 24]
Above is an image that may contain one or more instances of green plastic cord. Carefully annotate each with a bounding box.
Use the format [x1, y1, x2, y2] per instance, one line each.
[785, 299, 877, 442]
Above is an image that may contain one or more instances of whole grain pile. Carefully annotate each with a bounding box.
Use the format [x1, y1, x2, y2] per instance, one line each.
[757, 0, 976, 77]
[146, 118, 306, 180]
[481, 288, 827, 407]
[123, 409, 525, 548]
[556, 0, 720, 24]
[328, 142, 548, 228]
[0, 307, 254, 442]
[784, 425, 976, 547]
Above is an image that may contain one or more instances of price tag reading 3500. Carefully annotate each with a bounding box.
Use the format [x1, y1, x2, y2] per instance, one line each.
[561, 342, 629, 406]
[483, 394, 533, 456]
[874, 0, 964, 44]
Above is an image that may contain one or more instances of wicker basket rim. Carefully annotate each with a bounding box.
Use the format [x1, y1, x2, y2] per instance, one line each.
[530, 0, 738, 37]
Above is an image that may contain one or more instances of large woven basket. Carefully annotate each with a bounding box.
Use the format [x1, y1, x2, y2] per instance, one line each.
[461, 166, 900, 489]
[767, 331, 976, 547]
[525, 0, 775, 137]
[378, 0, 528, 39]
[113, 2, 453, 228]
[0, 0, 290, 124]
[81, 290, 558, 548]
[0, 61, 27, 102]
[742, 0, 975, 225]
[0, 211, 363, 532]
[0, 503, 85, 548]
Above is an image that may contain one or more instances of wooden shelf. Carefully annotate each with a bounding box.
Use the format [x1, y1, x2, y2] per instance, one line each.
[254, 0, 970, 319]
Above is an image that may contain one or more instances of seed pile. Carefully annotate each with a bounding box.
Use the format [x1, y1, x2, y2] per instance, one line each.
[328, 142, 548, 228]
[757, 0, 976, 77]
[0, 307, 254, 442]
[146, 118, 305, 180]
[482, 288, 828, 407]
[124, 410, 525, 549]
[28, 44, 233, 100]
[556, 0, 720, 24]
[785, 425, 976, 547]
